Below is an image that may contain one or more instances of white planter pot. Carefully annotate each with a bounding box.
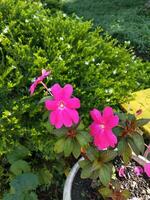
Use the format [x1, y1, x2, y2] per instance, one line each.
[63, 154, 149, 200]
[63, 157, 84, 200]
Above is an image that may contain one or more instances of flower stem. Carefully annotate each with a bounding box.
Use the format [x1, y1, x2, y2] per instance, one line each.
[41, 81, 53, 96]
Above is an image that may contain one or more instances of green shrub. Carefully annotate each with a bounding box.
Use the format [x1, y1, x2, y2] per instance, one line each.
[41, 0, 62, 10]
[0, 0, 149, 158]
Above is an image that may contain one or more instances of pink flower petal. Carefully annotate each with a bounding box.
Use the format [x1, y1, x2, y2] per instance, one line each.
[55, 110, 63, 129]
[50, 110, 58, 125]
[29, 69, 50, 95]
[42, 69, 50, 77]
[134, 166, 143, 176]
[108, 115, 119, 128]
[103, 107, 119, 128]
[103, 107, 114, 118]
[66, 98, 80, 109]
[105, 130, 117, 148]
[29, 83, 36, 95]
[144, 163, 150, 177]
[51, 84, 62, 100]
[62, 84, 73, 100]
[94, 132, 109, 150]
[118, 166, 126, 177]
[90, 123, 101, 136]
[61, 109, 72, 127]
[90, 109, 102, 124]
[68, 109, 79, 124]
[45, 100, 57, 110]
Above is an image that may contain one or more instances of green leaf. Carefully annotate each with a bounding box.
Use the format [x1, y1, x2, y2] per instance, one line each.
[3, 191, 38, 200]
[123, 143, 132, 164]
[64, 137, 73, 157]
[54, 137, 65, 153]
[42, 111, 49, 121]
[117, 139, 127, 154]
[39, 96, 53, 104]
[72, 139, 81, 159]
[38, 168, 52, 185]
[122, 190, 131, 199]
[117, 138, 132, 164]
[131, 133, 145, 154]
[100, 150, 117, 163]
[52, 127, 68, 137]
[136, 118, 150, 127]
[10, 160, 31, 175]
[92, 160, 101, 171]
[76, 131, 91, 147]
[24, 192, 38, 200]
[113, 127, 123, 137]
[7, 145, 30, 164]
[77, 121, 85, 130]
[116, 112, 128, 121]
[99, 164, 112, 186]
[127, 137, 140, 155]
[79, 160, 91, 168]
[80, 163, 93, 179]
[99, 187, 112, 198]
[10, 172, 39, 192]
[43, 121, 53, 133]
[86, 146, 99, 161]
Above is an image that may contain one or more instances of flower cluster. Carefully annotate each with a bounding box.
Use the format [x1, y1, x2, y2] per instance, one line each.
[30, 69, 150, 189]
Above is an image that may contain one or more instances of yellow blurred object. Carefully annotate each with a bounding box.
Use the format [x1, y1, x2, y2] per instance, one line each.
[121, 88, 150, 135]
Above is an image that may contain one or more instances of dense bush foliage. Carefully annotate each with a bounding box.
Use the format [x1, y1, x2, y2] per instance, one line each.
[0, 0, 150, 158]
[41, 0, 62, 10]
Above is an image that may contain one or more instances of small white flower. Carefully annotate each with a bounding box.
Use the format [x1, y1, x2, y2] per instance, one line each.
[32, 78, 36, 82]
[58, 55, 63, 61]
[124, 70, 127, 73]
[113, 69, 117, 75]
[75, 15, 80, 20]
[12, 65, 16, 69]
[63, 13, 67, 17]
[85, 61, 89, 65]
[106, 98, 110, 102]
[25, 19, 29, 23]
[125, 40, 131, 45]
[33, 15, 38, 19]
[92, 58, 95, 62]
[137, 82, 140, 86]
[3, 26, 9, 34]
[108, 88, 113, 94]
[105, 89, 108, 93]
[96, 63, 100, 66]
[60, 37, 64, 41]
[67, 44, 71, 48]
[132, 55, 136, 60]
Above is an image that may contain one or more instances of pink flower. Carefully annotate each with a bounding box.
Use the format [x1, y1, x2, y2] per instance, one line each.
[134, 166, 143, 176]
[118, 166, 126, 177]
[136, 109, 142, 116]
[89, 107, 119, 150]
[45, 83, 80, 129]
[144, 163, 150, 177]
[30, 69, 50, 95]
